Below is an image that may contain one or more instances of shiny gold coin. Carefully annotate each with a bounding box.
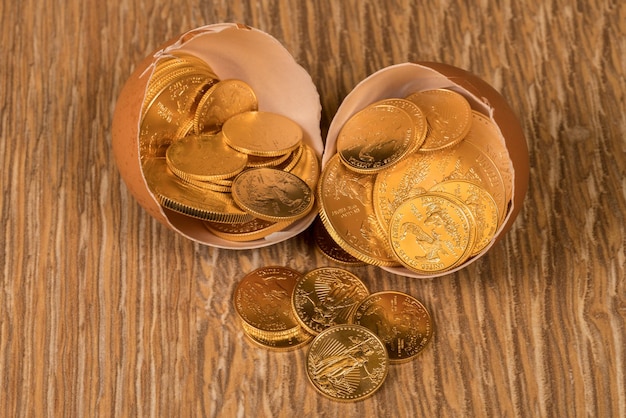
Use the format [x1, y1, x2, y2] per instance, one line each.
[463, 111, 513, 222]
[231, 168, 314, 223]
[165, 133, 248, 182]
[312, 218, 365, 266]
[142, 158, 253, 223]
[373, 140, 507, 230]
[429, 180, 499, 256]
[374, 98, 428, 152]
[388, 193, 475, 273]
[306, 324, 389, 402]
[405, 89, 472, 152]
[336, 104, 416, 173]
[233, 266, 303, 333]
[317, 154, 399, 266]
[352, 291, 433, 363]
[193, 79, 258, 133]
[240, 320, 313, 352]
[246, 152, 292, 168]
[140, 70, 216, 160]
[286, 144, 320, 190]
[222, 111, 303, 157]
[276, 143, 304, 173]
[203, 217, 292, 242]
[174, 174, 232, 193]
[291, 267, 369, 335]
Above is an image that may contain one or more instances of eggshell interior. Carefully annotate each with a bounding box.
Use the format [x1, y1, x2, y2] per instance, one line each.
[112, 24, 323, 249]
[323, 62, 528, 278]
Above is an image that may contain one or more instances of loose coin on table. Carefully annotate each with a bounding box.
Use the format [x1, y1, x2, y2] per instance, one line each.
[292, 267, 369, 335]
[352, 291, 433, 363]
[388, 192, 476, 273]
[306, 324, 389, 402]
[232, 167, 314, 223]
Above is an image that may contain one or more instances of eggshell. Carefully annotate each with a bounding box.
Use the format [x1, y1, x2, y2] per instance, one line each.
[112, 23, 323, 249]
[323, 62, 528, 278]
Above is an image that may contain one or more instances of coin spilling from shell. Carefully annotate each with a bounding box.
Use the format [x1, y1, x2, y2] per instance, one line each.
[232, 265, 434, 401]
[319, 89, 512, 275]
[138, 52, 319, 241]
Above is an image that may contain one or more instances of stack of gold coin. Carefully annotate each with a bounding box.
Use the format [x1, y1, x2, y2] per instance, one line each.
[138, 54, 320, 242]
[233, 265, 434, 401]
[318, 88, 511, 274]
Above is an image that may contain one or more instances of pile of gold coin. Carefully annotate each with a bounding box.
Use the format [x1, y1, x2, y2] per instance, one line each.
[318, 89, 512, 274]
[233, 265, 433, 401]
[139, 52, 320, 241]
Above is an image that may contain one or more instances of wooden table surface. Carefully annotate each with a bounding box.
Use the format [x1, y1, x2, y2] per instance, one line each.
[2, 0, 625, 416]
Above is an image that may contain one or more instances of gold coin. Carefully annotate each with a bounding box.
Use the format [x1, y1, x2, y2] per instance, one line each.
[388, 193, 476, 273]
[306, 324, 389, 402]
[233, 266, 303, 333]
[352, 291, 433, 363]
[317, 154, 399, 266]
[165, 133, 248, 182]
[336, 104, 416, 173]
[374, 98, 428, 152]
[291, 267, 369, 335]
[140, 70, 216, 160]
[373, 140, 507, 230]
[240, 320, 313, 351]
[245, 152, 292, 168]
[286, 144, 320, 190]
[193, 79, 258, 134]
[203, 217, 292, 242]
[312, 218, 365, 266]
[142, 158, 253, 223]
[429, 180, 499, 255]
[231, 168, 314, 223]
[222, 111, 303, 157]
[463, 111, 513, 221]
[405, 89, 472, 152]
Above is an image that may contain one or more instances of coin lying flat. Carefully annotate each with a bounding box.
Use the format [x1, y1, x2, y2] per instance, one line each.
[222, 111, 303, 157]
[240, 320, 313, 351]
[336, 104, 416, 173]
[232, 168, 314, 223]
[306, 324, 389, 402]
[193, 79, 258, 134]
[352, 291, 433, 363]
[165, 133, 248, 182]
[292, 267, 369, 335]
[374, 98, 428, 153]
[405, 89, 472, 152]
[142, 158, 253, 223]
[203, 217, 292, 242]
[233, 266, 303, 334]
[388, 193, 476, 273]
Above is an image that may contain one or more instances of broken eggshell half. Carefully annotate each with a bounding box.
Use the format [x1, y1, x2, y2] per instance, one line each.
[112, 23, 323, 249]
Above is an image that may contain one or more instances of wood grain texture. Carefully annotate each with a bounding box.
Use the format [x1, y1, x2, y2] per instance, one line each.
[1, 0, 624, 417]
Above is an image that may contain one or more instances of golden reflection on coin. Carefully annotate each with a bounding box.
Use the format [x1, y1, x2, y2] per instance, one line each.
[142, 158, 254, 223]
[317, 155, 399, 266]
[233, 266, 303, 333]
[287, 144, 320, 190]
[373, 140, 507, 230]
[292, 267, 369, 335]
[306, 324, 389, 402]
[203, 217, 292, 242]
[463, 111, 513, 221]
[374, 98, 428, 152]
[336, 104, 415, 173]
[232, 168, 314, 223]
[429, 180, 499, 256]
[165, 133, 248, 181]
[193, 79, 258, 133]
[222, 111, 303, 157]
[388, 193, 475, 273]
[405, 89, 472, 152]
[313, 218, 365, 266]
[352, 291, 433, 363]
